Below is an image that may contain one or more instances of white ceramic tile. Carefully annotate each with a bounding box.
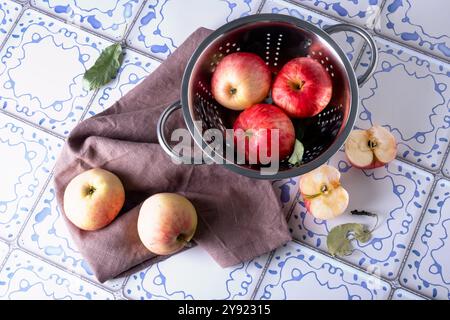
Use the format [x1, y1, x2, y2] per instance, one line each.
[85, 49, 160, 118]
[272, 177, 300, 214]
[289, 150, 433, 279]
[18, 183, 125, 291]
[0, 113, 63, 241]
[0, 241, 8, 265]
[392, 288, 425, 300]
[376, 0, 450, 61]
[255, 241, 391, 300]
[126, 0, 262, 59]
[0, 0, 22, 44]
[261, 0, 364, 65]
[401, 179, 450, 300]
[0, 250, 114, 299]
[123, 246, 269, 300]
[443, 152, 450, 178]
[31, 0, 145, 41]
[356, 37, 450, 171]
[292, 0, 383, 28]
[0, 9, 114, 136]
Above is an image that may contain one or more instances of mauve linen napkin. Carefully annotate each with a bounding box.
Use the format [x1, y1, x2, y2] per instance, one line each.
[53, 27, 292, 283]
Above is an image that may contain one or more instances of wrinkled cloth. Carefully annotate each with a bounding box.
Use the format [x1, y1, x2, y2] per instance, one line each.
[53, 28, 292, 283]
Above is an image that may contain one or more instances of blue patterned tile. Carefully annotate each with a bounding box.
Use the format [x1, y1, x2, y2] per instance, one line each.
[0, 241, 8, 265]
[126, 0, 262, 60]
[0, 113, 63, 241]
[376, 0, 450, 61]
[0, 9, 114, 136]
[443, 153, 450, 178]
[272, 177, 299, 213]
[261, 0, 365, 65]
[85, 49, 160, 119]
[0, 250, 114, 299]
[401, 179, 450, 300]
[356, 37, 450, 171]
[123, 246, 269, 300]
[31, 0, 145, 41]
[18, 183, 126, 291]
[289, 150, 433, 279]
[0, 0, 22, 44]
[291, 0, 383, 28]
[392, 288, 425, 300]
[255, 241, 391, 300]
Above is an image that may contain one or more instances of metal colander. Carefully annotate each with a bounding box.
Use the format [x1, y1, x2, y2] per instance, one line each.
[157, 14, 378, 179]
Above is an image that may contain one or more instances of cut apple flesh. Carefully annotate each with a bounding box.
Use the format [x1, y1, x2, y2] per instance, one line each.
[345, 129, 374, 167]
[345, 126, 397, 168]
[299, 165, 349, 220]
[307, 186, 349, 220]
[369, 125, 397, 163]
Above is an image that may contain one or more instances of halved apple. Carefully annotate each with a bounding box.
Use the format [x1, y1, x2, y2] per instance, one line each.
[345, 125, 397, 169]
[299, 165, 349, 220]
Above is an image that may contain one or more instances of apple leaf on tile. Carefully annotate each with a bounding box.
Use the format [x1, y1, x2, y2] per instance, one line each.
[327, 223, 371, 257]
[83, 43, 123, 91]
[288, 140, 304, 166]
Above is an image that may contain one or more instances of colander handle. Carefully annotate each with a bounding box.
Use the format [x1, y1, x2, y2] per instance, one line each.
[323, 23, 378, 86]
[157, 100, 205, 164]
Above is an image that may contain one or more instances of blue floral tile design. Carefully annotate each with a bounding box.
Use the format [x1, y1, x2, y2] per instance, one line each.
[85, 49, 160, 119]
[18, 183, 126, 291]
[0, 113, 63, 241]
[272, 177, 300, 214]
[261, 0, 364, 65]
[0, 9, 114, 136]
[392, 288, 425, 300]
[31, 0, 145, 41]
[123, 246, 269, 300]
[291, 0, 383, 28]
[377, 0, 450, 61]
[401, 179, 450, 300]
[0, 241, 8, 265]
[289, 150, 433, 279]
[0, 250, 114, 299]
[356, 37, 450, 171]
[255, 241, 391, 300]
[126, 0, 262, 60]
[0, 0, 22, 44]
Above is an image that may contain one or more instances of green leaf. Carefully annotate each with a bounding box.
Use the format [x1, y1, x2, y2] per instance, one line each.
[83, 43, 123, 91]
[288, 140, 304, 166]
[327, 223, 371, 257]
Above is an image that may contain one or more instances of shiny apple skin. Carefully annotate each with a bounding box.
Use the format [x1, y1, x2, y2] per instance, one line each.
[272, 57, 333, 118]
[233, 104, 296, 163]
[138, 193, 198, 256]
[211, 52, 271, 111]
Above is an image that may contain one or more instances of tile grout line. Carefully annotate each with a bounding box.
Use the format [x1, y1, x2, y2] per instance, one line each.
[250, 189, 300, 300]
[0, 0, 27, 52]
[256, 0, 267, 13]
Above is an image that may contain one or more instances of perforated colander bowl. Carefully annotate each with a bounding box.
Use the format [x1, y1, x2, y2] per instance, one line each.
[157, 14, 378, 179]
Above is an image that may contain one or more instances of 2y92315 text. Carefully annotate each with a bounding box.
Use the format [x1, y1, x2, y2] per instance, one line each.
[178, 304, 271, 318]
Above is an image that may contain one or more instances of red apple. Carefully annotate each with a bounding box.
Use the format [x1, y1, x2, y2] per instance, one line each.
[345, 125, 397, 169]
[233, 104, 295, 164]
[299, 165, 349, 220]
[272, 57, 332, 118]
[137, 193, 198, 255]
[63, 168, 125, 231]
[211, 52, 271, 111]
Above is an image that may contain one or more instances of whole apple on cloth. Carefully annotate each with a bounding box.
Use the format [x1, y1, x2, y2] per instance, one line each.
[53, 28, 291, 283]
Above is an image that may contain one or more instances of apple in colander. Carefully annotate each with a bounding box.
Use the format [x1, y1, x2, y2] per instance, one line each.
[211, 52, 271, 111]
[272, 57, 333, 118]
